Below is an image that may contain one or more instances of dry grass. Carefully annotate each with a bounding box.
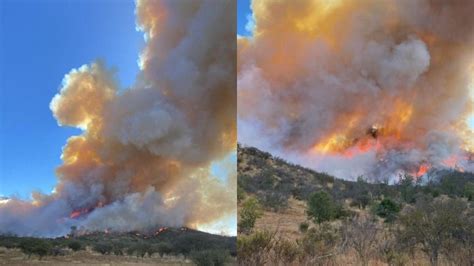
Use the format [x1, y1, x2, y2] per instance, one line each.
[254, 197, 307, 240]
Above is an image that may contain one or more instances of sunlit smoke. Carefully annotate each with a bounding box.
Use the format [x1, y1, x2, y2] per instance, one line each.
[1, 0, 236, 237]
[238, 0, 474, 181]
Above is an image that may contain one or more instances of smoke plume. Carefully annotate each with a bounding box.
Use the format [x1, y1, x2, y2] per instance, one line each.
[0, 0, 236, 236]
[238, 0, 474, 181]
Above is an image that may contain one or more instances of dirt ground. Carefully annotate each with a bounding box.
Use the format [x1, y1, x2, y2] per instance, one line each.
[0, 247, 193, 266]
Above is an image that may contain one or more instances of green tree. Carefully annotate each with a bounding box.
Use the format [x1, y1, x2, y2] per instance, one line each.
[307, 191, 337, 224]
[239, 197, 263, 234]
[373, 198, 400, 222]
[399, 174, 416, 203]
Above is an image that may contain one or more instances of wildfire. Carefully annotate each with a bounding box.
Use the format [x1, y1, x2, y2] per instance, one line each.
[415, 163, 430, 177]
[69, 207, 93, 219]
[155, 227, 168, 236]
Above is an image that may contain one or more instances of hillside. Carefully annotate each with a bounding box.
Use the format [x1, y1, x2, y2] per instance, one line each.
[0, 227, 236, 265]
[237, 144, 474, 265]
[238, 144, 474, 209]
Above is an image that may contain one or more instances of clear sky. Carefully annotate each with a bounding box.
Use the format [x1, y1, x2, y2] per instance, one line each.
[237, 0, 252, 36]
[0, 0, 143, 198]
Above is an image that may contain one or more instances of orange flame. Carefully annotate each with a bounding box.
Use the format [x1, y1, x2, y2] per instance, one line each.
[415, 163, 430, 177]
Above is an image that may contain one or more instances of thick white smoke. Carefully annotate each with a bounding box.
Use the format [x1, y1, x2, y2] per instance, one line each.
[0, 0, 236, 237]
[238, 0, 474, 181]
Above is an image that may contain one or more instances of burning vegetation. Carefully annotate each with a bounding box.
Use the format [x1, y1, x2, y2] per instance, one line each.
[238, 0, 474, 181]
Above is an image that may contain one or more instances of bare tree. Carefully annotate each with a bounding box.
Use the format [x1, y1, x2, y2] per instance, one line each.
[341, 215, 380, 266]
[398, 196, 472, 266]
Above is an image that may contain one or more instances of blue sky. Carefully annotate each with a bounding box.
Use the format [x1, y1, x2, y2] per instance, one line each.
[0, 0, 143, 198]
[237, 0, 252, 36]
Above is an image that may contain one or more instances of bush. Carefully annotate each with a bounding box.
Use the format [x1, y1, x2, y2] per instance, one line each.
[271, 238, 299, 265]
[373, 198, 400, 222]
[237, 230, 275, 266]
[155, 242, 173, 257]
[19, 239, 51, 259]
[398, 197, 473, 266]
[67, 241, 82, 251]
[297, 223, 339, 264]
[299, 222, 309, 233]
[190, 249, 229, 266]
[351, 193, 372, 209]
[92, 242, 113, 255]
[238, 197, 263, 234]
[464, 182, 474, 201]
[307, 191, 340, 224]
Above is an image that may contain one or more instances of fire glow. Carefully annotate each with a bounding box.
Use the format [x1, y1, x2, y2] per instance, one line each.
[238, 0, 474, 181]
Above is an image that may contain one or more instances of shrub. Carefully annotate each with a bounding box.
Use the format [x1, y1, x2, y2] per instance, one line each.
[271, 238, 299, 265]
[155, 242, 173, 257]
[373, 198, 400, 222]
[92, 242, 113, 255]
[190, 249, 229, 266]
[67, 241, 82, 251]
[299, 222, 309, 233]
[297, 223, 339, 264]
[237, 230, 275, 266]
[307, 191, 340, 224]
[398, 197, 472, 266]
[19, 239, 51, 259]
[238, 197, 263, 234]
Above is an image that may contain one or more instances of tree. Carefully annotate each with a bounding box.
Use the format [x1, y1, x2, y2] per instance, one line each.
[307, 191, 338, 224]
[399, 174, 416, 203]
[239, 197, 263, 234]
[341, 215, 380, 266]
[373, 198, 400, 222]
[398, 197, 472, 266]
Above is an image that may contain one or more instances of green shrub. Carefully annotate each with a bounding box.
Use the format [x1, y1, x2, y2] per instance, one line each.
[190, 249, 229, 266]
[19, 239, 52, 259]
[307, 191, 342, 224]
[237, 230, 275, 266]
[373, 198, 400, 222]
[155, 242, 173, 257]
[238, 197, 263, 234]
[67, 241, 82, 251]
[299, 222, 309, 233]
[92, 242, 113, 255]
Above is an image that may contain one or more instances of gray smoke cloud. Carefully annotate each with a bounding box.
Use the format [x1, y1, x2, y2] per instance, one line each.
[238, 0, 474, 181]
[1, 0, 236, 237]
